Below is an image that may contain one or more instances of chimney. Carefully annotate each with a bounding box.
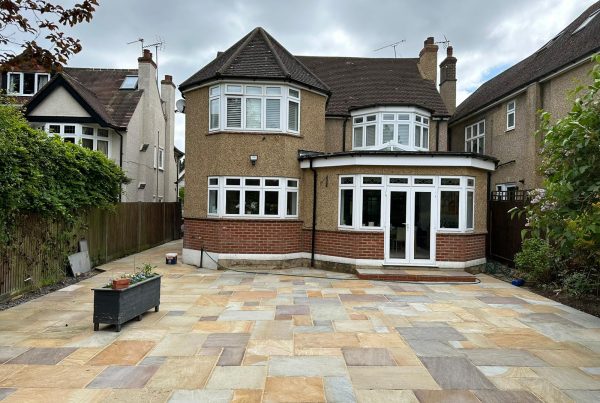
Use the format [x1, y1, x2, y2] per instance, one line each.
[418, 37, 438, 83]
[161, 74, 176, 200]
[137, 49, 156, 92]
[439, 46, 457, 114]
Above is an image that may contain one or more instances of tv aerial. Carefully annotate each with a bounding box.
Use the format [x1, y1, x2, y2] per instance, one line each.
[373, 40, 406, 58]
[435, 35, 451, 49]
[127, 36, 166, 80]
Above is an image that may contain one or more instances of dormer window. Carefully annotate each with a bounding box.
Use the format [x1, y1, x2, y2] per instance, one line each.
[120, 75, 138, 90]
[209, 83, 300, 134]
[7, 72, 50, 96]
[352, 107, 430, 151]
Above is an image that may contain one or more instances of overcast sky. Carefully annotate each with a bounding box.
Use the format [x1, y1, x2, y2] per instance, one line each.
[58, 0, 597, 151]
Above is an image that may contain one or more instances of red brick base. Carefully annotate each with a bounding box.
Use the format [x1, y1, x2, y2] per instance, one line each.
[184, 218, 485, 264]
[184, 218, 303, 254]
[302, 229, 385, 260]
[436, 233, 486, 262]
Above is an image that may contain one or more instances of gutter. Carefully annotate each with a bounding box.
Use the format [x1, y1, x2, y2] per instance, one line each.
[310, 159, 318, 268]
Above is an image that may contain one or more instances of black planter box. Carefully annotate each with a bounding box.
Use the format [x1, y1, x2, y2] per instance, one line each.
[92, 275, 161, 332]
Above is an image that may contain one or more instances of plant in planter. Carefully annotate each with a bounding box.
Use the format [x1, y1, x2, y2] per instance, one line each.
[93, 263, 161, 332]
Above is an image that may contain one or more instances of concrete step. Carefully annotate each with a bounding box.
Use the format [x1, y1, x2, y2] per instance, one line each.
[356, 268, 478, 283]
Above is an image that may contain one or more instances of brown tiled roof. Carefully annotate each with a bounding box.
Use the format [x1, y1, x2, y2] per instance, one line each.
[63, 68, 143, 128]
[297, 56, 449, 117]
[25, 68, 142, 129]
[451, 2, 600, 123]
[179, 27, 330, 94]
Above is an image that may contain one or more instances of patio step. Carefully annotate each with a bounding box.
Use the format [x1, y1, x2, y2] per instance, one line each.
[356, 268, 478, 283]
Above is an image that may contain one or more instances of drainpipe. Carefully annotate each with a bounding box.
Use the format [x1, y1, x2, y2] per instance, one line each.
[435, 119, 440, 151]
[310, 159, 318, 267]
[486, 170, 492, 259]
[341, 117, 349, 152]
[115, 129, 124, 202]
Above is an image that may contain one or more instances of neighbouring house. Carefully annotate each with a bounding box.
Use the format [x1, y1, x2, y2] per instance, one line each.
[448, 2, 600, 195]
[1, 50, 179, 202]
[180, 27, 496, 271]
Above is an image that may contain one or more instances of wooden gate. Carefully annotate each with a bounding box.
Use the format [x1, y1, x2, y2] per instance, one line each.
[488, 190, 529, 265]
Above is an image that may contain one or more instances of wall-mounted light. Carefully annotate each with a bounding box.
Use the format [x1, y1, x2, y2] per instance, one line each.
[250, 155, 258, 166]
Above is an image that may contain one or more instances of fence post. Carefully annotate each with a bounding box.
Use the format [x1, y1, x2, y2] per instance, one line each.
[137, 202, 142, 253]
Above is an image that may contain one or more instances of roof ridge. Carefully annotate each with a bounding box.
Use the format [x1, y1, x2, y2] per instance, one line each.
[259, 27, 290, 78]
[216, 28, 259, 76]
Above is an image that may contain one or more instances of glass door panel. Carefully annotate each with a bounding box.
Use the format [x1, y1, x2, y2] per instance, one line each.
[413, 191, 432, 260]
[388, 191, 407, 260]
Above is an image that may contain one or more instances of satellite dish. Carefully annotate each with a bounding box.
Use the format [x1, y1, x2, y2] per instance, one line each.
[176, 99, 186, 113]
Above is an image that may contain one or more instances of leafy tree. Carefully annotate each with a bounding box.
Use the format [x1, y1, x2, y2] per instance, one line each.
[518, 54, 600, 292]
[0, 102, 128, 242]
[0, 0, 98, 68]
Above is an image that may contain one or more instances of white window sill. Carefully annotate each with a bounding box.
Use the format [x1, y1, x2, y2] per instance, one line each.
[505, 127, 515, 133]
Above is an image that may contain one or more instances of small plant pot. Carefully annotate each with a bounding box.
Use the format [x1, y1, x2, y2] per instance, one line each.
[112, 278, 131, 289]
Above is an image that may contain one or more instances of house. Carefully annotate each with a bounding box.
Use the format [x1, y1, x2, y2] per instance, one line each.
[2, 50, 179, 202]
[180, 27, 496, 271]
[448, 2, 600, 194]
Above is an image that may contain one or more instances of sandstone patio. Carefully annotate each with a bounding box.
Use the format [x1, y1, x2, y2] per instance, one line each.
[0, 240, 599, 402]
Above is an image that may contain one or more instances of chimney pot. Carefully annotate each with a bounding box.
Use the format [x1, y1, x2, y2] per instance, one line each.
[164, 74, 172, 83]
[447, 46, 453, 57]
[143, 49, 152, 59]
[425, 37, 434, 45]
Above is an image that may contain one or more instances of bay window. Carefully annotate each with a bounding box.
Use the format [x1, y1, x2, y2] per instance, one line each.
[351, 108, 430, 151]
[208, 176, 298, 218]
[208, 83, 300, 134]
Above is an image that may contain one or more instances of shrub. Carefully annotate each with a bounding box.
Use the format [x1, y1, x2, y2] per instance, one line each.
[514, 238, 555, 283]
[561, 271, 593, 297]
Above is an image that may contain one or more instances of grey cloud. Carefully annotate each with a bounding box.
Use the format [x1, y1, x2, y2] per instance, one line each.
[43, 0, 600, 150]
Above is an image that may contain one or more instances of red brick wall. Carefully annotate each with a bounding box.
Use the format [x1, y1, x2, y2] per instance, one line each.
[302, 229, 385, 260]
[184, 218, 303, 254]
[436, 233, 486, 262]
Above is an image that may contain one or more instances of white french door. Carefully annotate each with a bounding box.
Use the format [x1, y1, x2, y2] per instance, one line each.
[385, 188, 436, 265]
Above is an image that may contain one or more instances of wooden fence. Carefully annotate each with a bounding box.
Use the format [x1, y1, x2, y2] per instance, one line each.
[488, 190, 529, 265]
[0, 202, 182, 301]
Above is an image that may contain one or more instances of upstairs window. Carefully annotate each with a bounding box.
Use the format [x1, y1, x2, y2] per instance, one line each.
[208, 83, 299, 134]
[7, 72, 50, 96]
[352, 109, 430, 151]
[465, 120, 485, 154]
[506, 100, 516, 131]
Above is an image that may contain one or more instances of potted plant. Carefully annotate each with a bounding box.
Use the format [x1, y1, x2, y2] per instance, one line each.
[92, 263, 161, 332]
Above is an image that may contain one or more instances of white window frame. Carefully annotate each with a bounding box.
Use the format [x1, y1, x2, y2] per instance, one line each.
[158, 147, 164, 170]
[465, 120, 485, 154]
[337, 175, 476, 233]
[208, 83, 298, 134]
[6, 72, 50, 96]
[208, 176, 299, 219]
[438, 176, 475, 232]
[338, 176, 355, 228]
[506, 100, 516, 131]
[43, 123, 112, 158]
[351, 107, 431, 151]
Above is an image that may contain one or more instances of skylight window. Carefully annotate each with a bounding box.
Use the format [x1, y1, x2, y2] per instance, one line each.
[120, 75, 138, 90]
[573, 9, 600, 34]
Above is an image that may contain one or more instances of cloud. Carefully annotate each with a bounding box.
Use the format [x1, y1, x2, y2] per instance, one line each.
[17, 0, 598, 151]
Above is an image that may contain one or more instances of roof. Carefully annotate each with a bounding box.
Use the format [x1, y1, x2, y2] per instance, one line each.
[25, 68, 143, 129]
[297, 56, 449, 117]
[179, 27, 330, 94]
[451, 1, 600, 123]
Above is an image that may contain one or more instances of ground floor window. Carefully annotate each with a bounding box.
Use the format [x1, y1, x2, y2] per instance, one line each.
[338, 175, 475, 232]
[208, 176, 298, 218]
[44, 123, 112, 157]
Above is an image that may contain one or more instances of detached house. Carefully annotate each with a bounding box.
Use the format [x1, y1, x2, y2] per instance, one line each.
[181, 28, 496, 271]
[2, 50, 179, 202]
[448, 2, 600, 194]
